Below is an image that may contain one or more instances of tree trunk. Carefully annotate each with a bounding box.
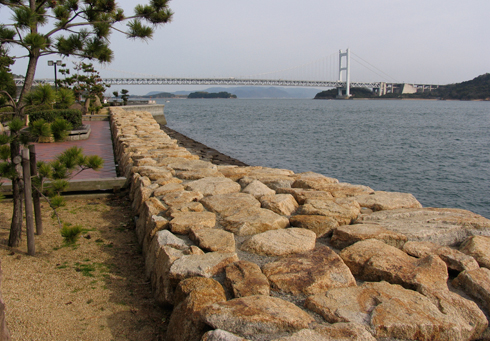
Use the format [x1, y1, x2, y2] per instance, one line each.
[29, 145, 43, 235]
[22, 148, 35, 256]
[17, 54, 39, 115]
[8, 139, 23, 247]
[17, 0, 40, 116]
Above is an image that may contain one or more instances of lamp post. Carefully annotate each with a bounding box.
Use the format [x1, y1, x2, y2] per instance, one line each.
[48, 60, 62, 90]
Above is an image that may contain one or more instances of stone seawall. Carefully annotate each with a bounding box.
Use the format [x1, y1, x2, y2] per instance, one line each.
[110, 107, 490, 341]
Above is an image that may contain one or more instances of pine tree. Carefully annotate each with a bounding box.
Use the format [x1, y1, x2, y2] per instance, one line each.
[0, 0, 173, 110]
[0, 0, 173, 247]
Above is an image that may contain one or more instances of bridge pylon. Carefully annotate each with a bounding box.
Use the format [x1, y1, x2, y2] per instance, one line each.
[338, 48, 351, 98]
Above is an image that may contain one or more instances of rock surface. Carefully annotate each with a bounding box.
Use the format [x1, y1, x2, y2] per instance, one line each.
[162, 190, 204, 209]
[145, 230, 188, 280]
[263, 246, 356, 295]
[403, 241, 479, 272]
[340, 239, 448, 291]
[242, 180, 275, 198]
[331, 223, 407, 249]
[297, 198, 361, 225]
[225, 261, 270, 298]
[189, 227, 236, 253]
[289, 215, 338, 237]
[354, 191, 422, 211]
[358, 208, 490, 246]
[169, 252, 239, 280]
[201, 296, 315, 336]
[166, 277, 226, 341]
[460, 235, 490, 269]
[453, 267, 490, 312]
[305, 281, 485, 340]
[201, 193, 261, 217]
[202, 329, 248, 341]
[222, 207, 290, 236]
[185, 177, 241, 197]
[277, 188, 334, 205]
[259, 194, 298, 216]
[169, 211, 216, 234]
[271, 323, 376, 341]
[240, 228, 316, 256]
[153, 246, 185, 306]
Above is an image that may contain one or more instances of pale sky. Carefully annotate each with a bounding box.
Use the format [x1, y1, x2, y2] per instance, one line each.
[2, 0, 490, 95]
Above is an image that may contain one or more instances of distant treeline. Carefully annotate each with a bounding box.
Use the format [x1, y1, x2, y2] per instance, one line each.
[314, 73, 490, 100]
[425, 73, 490, 100]
[187, 91, 237, 99]
[314, 87, 375, 99]
[131, 92, 184, 98]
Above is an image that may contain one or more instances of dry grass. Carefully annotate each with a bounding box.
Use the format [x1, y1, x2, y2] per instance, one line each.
[0, 194, 171, 340]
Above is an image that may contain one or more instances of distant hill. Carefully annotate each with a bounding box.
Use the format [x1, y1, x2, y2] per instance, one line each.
[146, 92, 177, 98]
[136, 91, 185, 98]
[314, 73, 490, 100]
[431, 73, 490, 100]
[314, 87, 376, 99]
[203, 87, 322, 99]
[187, 91, 237, 99]
[144, 86, 322, 99]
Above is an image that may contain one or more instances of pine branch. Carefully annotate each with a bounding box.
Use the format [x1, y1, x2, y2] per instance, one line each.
[33, 185, 62, 228]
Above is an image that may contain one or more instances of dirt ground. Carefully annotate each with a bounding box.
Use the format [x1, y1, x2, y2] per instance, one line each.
[0, 194, 171, 340]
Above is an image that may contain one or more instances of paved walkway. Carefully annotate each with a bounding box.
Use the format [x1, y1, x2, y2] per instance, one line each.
[32, 120, 117, 180]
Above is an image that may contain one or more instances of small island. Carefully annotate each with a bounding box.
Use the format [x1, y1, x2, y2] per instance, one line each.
[187, 91, 237, 99]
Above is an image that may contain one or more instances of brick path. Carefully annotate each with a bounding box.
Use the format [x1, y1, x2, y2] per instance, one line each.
[32, 120, 117, 180]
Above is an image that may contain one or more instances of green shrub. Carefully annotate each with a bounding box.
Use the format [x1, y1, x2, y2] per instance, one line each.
[30, 119, 52, 138]
[51, 118, 73, 142]
[55, 88, 75, 109]
[29, 109, 82, 129]
[24, 84, 56, 110]
[61, 223, 83, 244]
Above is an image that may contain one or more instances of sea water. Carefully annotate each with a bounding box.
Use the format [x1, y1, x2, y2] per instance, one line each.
[159, 98, 490, 218]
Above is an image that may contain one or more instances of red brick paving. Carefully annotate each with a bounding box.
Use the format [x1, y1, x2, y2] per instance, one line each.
[32, 120, 117, 180]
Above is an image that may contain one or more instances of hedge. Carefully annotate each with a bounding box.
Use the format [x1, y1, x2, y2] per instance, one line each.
[29, 109, 82, 129]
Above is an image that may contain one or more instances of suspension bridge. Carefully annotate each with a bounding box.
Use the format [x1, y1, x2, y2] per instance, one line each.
[14, 49, 441, 97]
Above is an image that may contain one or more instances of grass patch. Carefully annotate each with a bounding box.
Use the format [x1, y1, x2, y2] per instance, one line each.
[94, 263, 111, 273]
[75, 262, 96, 277]
[61, 223, 83, 244]
[56, 262, 69, 269]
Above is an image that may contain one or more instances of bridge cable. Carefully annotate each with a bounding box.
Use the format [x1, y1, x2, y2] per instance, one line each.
[240, 52, 338, 80]
[350, 52, 398, 82]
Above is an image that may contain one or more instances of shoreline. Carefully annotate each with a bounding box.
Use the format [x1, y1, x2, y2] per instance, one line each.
[160, 124, 249, 167]
[111, 108, 490, 341]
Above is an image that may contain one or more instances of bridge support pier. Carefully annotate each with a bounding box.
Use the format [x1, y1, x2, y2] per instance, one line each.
[337, 49, 351, 98]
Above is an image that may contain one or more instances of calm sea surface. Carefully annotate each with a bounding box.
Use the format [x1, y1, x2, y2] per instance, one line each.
[158, 98, 490, 218]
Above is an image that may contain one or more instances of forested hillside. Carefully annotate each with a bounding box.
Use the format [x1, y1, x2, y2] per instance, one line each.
[314, 73, 490, 100]
[431, 73, 490, 100]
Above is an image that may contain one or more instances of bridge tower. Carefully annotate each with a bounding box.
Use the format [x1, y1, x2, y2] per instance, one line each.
[338, 48, 351, 98]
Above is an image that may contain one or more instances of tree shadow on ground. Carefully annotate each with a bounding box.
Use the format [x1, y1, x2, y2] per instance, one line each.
[96, 193, 172, 340]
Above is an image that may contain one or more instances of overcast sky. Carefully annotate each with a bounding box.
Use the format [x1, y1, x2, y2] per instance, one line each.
[2, 0, 490, 95]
